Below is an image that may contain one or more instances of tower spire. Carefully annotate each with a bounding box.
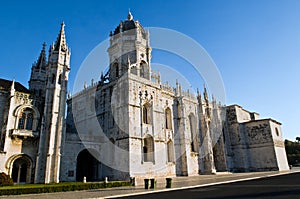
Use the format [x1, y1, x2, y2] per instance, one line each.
[54, 22, 67, 51]
[35, 42, 47, 69]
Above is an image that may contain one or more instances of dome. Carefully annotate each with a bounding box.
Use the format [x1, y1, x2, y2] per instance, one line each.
[112, 11, 145, 36]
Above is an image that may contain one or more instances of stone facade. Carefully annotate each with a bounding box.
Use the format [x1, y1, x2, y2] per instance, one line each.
[0, 12, 289, 184]
[0, 23, 70, 184]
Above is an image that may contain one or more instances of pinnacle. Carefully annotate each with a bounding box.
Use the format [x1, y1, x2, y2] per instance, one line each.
[54, 22, 67, 52]
[127, 9, 133, 21]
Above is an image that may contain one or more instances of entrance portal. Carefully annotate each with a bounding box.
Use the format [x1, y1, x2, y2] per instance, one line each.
[76, 149, 101, 182]
[11, 156, 31, 184]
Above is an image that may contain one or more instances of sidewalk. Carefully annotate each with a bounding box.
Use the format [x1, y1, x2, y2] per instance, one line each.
[2, 168, 299, 199]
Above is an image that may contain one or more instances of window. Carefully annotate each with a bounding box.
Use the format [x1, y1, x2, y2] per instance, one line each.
[58, 74, 62, 85]
[131, 65, 137, 75]
[165, 108, 172, 129]
[140, 61, 149, 79]
[143, 135, 154, 162]
[18, 113, 26, 129]
[142, 104, 151, 124]
[114, 62, 119, 78]
[51, 74, 56, 84]
[25, 113, 33, 130]
[275, 127, 280, 136]
[17, 108, 35, 131]
[189, 113, 197, 152]
[167, 140, 174, 163]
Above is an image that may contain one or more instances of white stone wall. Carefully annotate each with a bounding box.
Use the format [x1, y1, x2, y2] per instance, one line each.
[269, 121, 289, 171]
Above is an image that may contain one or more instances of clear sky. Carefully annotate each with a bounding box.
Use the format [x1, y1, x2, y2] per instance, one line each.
[0, 0, 299, 141]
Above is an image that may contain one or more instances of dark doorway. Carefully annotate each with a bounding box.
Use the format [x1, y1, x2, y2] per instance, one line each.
[11, 157, 30, 183]
[76, 149, 101, 182]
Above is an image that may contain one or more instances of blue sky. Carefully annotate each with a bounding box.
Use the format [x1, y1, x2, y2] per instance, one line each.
[0, 0, 299, 140]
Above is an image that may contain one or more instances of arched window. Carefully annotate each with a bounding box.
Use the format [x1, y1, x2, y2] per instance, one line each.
[131, 65, 137, 75]
[140, 61, 149, 79]
[51, 74, 56, 84]
[143, 135, 154, 162]
[275, 127, 280, 136]
[189, 113, 197, 152]
[25, 113, 33, 130]
[167, 140, 174, 163]
[18, 113, 26, 129]
[113, 62, 119, 78]
[58, 74, 62, 85]
[17, 108, 35, 131]
[142, 104, 151, 124]
[165, 108, 172, 129]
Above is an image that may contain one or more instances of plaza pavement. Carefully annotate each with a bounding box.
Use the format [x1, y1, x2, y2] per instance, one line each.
[1, 168, 299, 199]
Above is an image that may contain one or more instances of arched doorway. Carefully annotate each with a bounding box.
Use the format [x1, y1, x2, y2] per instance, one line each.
[10, 155, 32, 184]
[76, 149, 101, 182]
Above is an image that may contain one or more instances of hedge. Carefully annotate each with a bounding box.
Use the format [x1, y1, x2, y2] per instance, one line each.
[0, 173, 13, 187]
[0, 181, 132, 196]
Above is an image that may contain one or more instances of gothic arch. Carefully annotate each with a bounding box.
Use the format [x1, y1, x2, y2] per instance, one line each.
[143, 134, 154, 163]
[6, 154, 33, 184]
[14, 105, 40, 131]
[188, 113, 198, 152]
[167, 139, 175, 163]
[76, 148, 101, 182]
[140, 60, 149, 79]
[113, 62, 119, 78]
[165, 107, 172, 130]
[58, 74, 62, 84]
[142, 103, 151, 124]
[130, 64, 137, 75]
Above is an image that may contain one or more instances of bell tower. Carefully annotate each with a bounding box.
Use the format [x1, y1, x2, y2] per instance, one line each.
[108, 11, 152, 81]
[35, 22, 70, 183]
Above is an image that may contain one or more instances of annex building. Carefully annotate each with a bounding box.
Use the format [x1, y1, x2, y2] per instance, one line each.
[0, 12, 289, 184]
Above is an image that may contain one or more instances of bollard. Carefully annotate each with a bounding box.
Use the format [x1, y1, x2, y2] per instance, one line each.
[130, 177, 136, 186]
[83, 176, 86, 183]
[150, 178, 156, 189]
[144, 179, 150, 189]
[166, 178, 172, 188]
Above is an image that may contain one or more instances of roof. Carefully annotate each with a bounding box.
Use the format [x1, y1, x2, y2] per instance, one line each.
[241, 118, 282, 125]
[0, 78, 29, 93]
[113, 20, 137, 35]
[112, 12, 147, 36]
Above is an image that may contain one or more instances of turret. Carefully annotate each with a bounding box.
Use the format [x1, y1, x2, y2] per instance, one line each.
[108, 11, 152, 81]
[29, 43, 47, 98]
[35, 22, 70, 184]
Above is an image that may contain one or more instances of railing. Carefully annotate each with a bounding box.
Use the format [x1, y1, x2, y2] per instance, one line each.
[11, 129, 39, 138]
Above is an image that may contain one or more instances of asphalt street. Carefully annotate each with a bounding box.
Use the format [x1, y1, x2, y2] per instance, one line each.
[118, 172, 300, 199]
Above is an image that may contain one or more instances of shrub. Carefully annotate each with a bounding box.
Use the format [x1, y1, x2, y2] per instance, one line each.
[0, 181, 132, 196]
[0, 172, 13, 187]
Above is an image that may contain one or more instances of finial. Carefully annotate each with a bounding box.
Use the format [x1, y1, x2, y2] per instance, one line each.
[203, 84, 208, 100]
[11, 79, 15, 90]
[127, 9, 133, 20]
[127, 56, 131, 66]
[61, 21, 65, 28]
[42, 42, 46, 50]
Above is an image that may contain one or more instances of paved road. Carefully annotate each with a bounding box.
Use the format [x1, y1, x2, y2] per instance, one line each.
[118, 172, 300, 199]
[2, 170, 299, 199]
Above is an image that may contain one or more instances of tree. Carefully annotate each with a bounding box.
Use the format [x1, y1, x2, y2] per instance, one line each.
[296, 137, 300, 143]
